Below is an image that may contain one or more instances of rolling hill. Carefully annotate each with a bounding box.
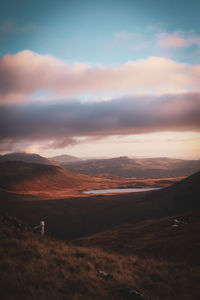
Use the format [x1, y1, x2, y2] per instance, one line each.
[0, 211, 145, 300]
[49, 154, 82, 164]
[0, 170, 199, 240]
[0, 152, 57, 166]
[0, 209, 200, 299]
[144, 169, 200, 214]
[61, 156, 200, 178]
[0, 161, 109, 197]
[0, 170, 199, 299]
[73, 211, 200, 264]
[0, 160, 183, 199]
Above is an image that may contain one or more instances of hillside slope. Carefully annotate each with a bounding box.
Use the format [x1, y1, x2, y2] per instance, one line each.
[144, 170, 200, 214]
[0, 161, 104, 197]
[0, 152, 57, 166]
[73, 211, 200, 264]
[50, 154, 82, 164]
[1, 210, 200, 300]
[62, 156, 200, 178]
[0, 172, 199, 240]
[0, 160, 183, 199]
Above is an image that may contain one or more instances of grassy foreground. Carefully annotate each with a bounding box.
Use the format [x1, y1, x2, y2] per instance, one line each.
[1, 212, 200, 300]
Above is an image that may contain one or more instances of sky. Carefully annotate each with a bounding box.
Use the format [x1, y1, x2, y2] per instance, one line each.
[0, 0, 200, 159]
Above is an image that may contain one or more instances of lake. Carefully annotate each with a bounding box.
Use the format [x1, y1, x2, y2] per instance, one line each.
[83, 187, 161, 194]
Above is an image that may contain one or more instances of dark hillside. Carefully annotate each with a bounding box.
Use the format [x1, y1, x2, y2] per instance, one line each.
[0, 172, 199, 240]
[73, 211, 200, 264]
[144, 170, 200, 215]
[1, 210, 200, 300]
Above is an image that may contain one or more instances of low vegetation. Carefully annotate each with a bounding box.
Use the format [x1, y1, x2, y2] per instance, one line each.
[73, 212, 200, 264]
[0, 161, 199, 299]
[0, 212, 200, 300]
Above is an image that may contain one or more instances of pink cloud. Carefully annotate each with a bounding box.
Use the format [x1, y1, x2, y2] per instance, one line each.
[159, 35, 187, 48]
[0, 50, 199, 104]
[158, 32, 200, 48]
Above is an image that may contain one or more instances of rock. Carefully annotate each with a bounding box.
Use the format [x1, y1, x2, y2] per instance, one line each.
[117, 286, 144, 299]
[97, 270, 113, 280]
[172, 218, 186, 228]
[129, 288, 144, 298]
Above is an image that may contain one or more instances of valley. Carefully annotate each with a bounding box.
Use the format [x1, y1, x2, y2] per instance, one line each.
[1, 2, 200, 298]
[0, 154, 189, 198]
[0, 155, 199, 240]
[60, 156, 200, 179]
[0, 152, 199, 299]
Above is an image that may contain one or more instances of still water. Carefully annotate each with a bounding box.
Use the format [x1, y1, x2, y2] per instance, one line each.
[83, 187, 161, 194]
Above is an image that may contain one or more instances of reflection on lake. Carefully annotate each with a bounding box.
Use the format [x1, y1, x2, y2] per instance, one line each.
[83, 187, 161, 194]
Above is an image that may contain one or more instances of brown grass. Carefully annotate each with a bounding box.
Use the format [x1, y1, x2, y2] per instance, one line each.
[0, 212, 200, 300]
[72, 212, 200, 264]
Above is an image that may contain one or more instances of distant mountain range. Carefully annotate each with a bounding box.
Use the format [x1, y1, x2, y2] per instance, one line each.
[0, 152, 82, 165]
[1, 153, 200, 179]
[49, 154, 82, 164]
[61, 156, 200, 178]
[0, 152, 57, 166]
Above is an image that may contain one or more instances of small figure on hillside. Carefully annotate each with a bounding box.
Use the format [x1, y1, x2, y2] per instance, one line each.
[40, 221, 45, 236]
[33, 220, 45, 236]
[41, 221, 45, 237]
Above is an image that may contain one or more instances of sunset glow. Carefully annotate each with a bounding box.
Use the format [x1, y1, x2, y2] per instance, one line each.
[0, 0, 200, 159]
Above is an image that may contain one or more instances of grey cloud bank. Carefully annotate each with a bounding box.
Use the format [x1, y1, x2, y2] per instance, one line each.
[0, 93, 199, 151]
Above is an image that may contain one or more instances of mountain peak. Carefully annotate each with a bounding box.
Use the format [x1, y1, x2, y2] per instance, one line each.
[50, 154, 82, 164]
[0, 152, 57, 166]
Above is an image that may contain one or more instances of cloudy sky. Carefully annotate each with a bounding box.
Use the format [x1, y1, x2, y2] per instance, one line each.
[0, 0, 200, 158]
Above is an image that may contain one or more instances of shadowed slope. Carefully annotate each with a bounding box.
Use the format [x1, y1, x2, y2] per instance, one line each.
[144, 170, 200, 215]
[0, 172, 199, 240]
[1, 210, 200, 300]
[73, 211, 200, 264]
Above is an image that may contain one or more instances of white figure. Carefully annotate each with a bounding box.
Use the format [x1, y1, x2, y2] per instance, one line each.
[33, 220, 45, 236]
[41, 221, 45, 236]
